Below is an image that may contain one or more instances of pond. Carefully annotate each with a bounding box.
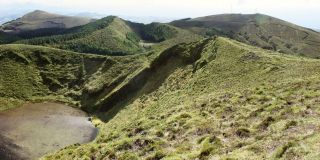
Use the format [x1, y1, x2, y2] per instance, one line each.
[0, 102, 98, 160]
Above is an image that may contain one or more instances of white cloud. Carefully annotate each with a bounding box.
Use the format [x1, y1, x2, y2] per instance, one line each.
[0, 0, 319, 28]
[1, 0, 319, 12]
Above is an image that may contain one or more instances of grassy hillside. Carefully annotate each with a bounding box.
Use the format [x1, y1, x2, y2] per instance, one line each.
[0, 44, 148, 111]
[0, 10, 93, 33]
[52, 17, 144, 55]
[129, 22, 178, 42]
[4, 17, 201, 55]
[34, 37, 320, 159]
[10, 16, 138, 55]
[0, 22, 201, 109]
[2, 12, 320, 160]
[171, 14, 320, 58]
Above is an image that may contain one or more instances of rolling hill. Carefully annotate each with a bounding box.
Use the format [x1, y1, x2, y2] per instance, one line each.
[0, 10, 94, 34]
[0, 43, 148, 111]
[13, 16, 201, 55]
[1, 16, 202, 55]
[171, 14, 320, 58]
[2, 11, 320, 160]
[45, 37, 320, 159]
[2, 36, 320, 159]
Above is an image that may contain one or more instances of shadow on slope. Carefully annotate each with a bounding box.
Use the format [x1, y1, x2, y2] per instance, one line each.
[91, 38, 216, 121]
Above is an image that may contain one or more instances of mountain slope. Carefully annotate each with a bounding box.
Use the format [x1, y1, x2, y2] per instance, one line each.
[171, 14, 320, 58]
[8, 16, 202, 55]
[24, 37, 320, 159]
[2, 13, 320, 160]
[0, 10, 94, 33]
[0, 11, 202, 56]
[0, 44, 148, 111]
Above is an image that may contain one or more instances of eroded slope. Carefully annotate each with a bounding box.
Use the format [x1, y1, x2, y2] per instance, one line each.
[42, 37, 320, 159]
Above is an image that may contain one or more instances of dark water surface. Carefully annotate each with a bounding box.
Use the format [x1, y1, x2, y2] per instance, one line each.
[0, 102, 98, 160]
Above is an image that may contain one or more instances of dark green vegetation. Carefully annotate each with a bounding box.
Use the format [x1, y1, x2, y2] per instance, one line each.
[13, 16, 143, 55]
[130, 22, 178, 42]
[171, 14, 320, 58]
[0, 44, 146, 109]
[1, 11, 320, 160]
[0, 11, 200, 55]
[0, 32, 21, 44]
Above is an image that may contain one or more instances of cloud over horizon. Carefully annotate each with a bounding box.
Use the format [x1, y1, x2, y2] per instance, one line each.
[0, 0, 319, 28]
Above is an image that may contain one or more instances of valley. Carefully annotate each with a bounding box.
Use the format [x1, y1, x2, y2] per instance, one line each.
[0, 9, 320, 160]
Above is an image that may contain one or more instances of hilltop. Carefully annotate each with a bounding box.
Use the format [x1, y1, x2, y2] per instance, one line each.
[0, 10, 94, 34]
[171, 14, 320, 58]
[2, 12, 320, 57]
[1, 16, 202, 55]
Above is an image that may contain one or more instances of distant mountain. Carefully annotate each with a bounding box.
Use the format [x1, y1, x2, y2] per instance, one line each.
[0, 10, 94, 33]
[6, 16, 201, 55]
[171, 14, 320, 58]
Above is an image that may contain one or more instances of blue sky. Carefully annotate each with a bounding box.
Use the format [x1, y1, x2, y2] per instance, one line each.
[0, 0, 319, 29]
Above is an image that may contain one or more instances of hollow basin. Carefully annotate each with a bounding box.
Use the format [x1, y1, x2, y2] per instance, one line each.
[0, 102, 98, 160]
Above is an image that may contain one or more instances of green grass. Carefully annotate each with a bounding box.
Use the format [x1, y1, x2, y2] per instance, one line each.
[6, 17, 202, 56]
[0, 44, 147, 109]
[137, 22, 178, 42]
[37, 37, 320, 159]
[1, 34, 320, 159]
[1, 36, 319, 159]
[170, 14, 320, 58]
[2, 13, 320, 160]
[0, 32, 201, 112]
[0, 97, 24, 111]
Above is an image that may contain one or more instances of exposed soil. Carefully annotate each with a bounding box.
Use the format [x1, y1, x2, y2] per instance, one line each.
[0, 102, 98, 160]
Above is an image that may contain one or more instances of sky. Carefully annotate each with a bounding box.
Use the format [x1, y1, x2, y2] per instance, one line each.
[0, 0, 319, 29]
